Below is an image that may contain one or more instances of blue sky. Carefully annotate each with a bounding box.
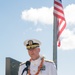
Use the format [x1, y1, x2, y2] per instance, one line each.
[0, 0, 75, 75]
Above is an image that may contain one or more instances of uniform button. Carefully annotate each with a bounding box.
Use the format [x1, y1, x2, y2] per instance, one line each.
[34, 64, 36, 66]
[33, 70, 36, 72]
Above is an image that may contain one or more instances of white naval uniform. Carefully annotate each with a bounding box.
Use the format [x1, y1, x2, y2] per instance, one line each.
[18, 57, 57, 75]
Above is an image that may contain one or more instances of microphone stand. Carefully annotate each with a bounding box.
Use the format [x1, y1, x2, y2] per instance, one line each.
[21, 61, 30, 75]
[24, 65, 29, 75]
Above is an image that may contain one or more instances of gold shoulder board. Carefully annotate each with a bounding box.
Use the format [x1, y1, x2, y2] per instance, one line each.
[45, 59, 54, 63]
[19, 62, 26, 66]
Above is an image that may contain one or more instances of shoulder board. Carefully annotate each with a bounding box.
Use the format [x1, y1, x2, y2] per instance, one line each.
[44, 59, 54, 63]
[19, 62, 26, 66]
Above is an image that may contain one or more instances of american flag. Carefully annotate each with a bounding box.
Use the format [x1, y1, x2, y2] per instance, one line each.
[53, 0, 66, 47]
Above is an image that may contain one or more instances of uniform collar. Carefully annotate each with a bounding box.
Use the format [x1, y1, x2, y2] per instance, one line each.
[31, 55, 44, 65]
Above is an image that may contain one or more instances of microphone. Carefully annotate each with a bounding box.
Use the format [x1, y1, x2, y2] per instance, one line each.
[21, 61, 31, 75]
[26, 61, 30, 68]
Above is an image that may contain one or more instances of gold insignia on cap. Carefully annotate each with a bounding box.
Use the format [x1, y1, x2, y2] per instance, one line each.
[28, 40, 33, 46]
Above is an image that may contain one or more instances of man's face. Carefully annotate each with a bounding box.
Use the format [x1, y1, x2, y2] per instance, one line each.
[28, 47, 40, 60]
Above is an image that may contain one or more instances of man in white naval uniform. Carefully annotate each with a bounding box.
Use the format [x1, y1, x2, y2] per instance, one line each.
[18, 39, 57, 75]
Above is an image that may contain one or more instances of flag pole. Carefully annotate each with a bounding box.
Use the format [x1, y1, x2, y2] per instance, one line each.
[53, 0, 66, 69]
[53, 16, 58, 69]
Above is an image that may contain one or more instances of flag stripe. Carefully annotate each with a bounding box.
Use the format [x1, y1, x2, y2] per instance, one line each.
[54, 0, 62, 7]
[54, 3, 63, 10]
[54, 13, 65, 20]
[54, 7, 64, 15]
[57, 22, 66, 39]
[57, 19, 63, 27]
[59, 19, 63, 25]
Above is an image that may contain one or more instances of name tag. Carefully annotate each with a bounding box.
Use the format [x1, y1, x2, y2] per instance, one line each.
[40, 65, 46, 71]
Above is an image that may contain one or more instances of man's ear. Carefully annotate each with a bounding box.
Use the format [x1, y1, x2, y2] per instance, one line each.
[38, 47, 40, 52]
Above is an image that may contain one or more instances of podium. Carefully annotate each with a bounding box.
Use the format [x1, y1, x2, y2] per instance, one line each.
[6, 57, 21, 75]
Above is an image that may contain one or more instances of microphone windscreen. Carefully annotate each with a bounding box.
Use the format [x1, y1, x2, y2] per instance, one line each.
[26, 61, 30, 67]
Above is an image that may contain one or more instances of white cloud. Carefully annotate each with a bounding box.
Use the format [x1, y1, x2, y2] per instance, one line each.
[21, 7, 53, 25]
[35, 28, 42, 32]
[59, 29, 75, 50]
[64, 4, 75, 25]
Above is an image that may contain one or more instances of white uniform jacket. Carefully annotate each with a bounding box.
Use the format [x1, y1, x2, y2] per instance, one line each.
[18, 57, 57, 75]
